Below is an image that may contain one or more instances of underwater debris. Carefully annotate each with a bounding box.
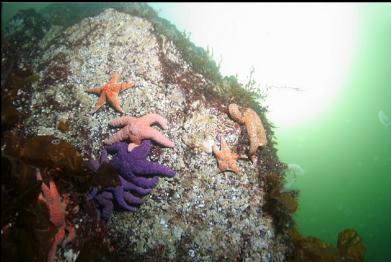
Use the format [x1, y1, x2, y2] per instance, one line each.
[378, 110, 390, 127]
[104, 114, 175, 151]
[86, 72, 135, 114]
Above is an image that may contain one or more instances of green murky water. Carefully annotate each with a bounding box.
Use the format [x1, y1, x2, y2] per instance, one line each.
[2, 3, 390, 261]
[276, 5, 391, 261]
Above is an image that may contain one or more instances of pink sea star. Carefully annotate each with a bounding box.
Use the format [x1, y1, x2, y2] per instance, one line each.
[104, 113, 175, 151]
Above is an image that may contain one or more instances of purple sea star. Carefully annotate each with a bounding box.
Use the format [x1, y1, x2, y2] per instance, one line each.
[106, 140, 176, 188]
[86, 140, 176, 220]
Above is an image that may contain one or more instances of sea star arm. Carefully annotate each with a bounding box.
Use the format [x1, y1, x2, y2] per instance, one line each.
[94, 192, 114, 221]
[111, 187, 138, 212]
[120, 177, 152, 195]
[105, 143, 122, 154]
[104, 128, 129, 145]
[37, 170, 60, 204]
[125, 175, 160, 189]
[132, 160, 176, 177]
[212, 146, 223, 158]
[143, 127, 175, 148]
[140, 113, 169, 129]
[128, 143, 141, 152]
[120, 82, 135, 92]
[86, 187, 99, 201]
[220, 138, 229, 152]
[110, 82, 135, 93]
[61, 225, 76, 247]
[100, 148, 109, 163]
[228, 103, 245, 124]
[109, 72, 119, 84]
[106, 92, 125, 113]
[131, 139, 152, 159]
[123, 191, 143, 205]
[86, 86, 103, 95]
[91, 92, 107, 113]
[109, 116, 134, 127]
[47, 226, 66, 262]
[88, 157, 100, 172]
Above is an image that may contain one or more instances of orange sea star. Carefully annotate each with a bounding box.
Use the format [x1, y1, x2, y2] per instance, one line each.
[104, 113, 175, 151]
[37, 169, 75, 262]
[86, 72, 135, 113]
[212, 137, 240, 174]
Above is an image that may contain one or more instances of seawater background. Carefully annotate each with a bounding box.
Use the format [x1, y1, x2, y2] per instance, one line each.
[2, 3, 391, 261]
[277, 5, 391, 261]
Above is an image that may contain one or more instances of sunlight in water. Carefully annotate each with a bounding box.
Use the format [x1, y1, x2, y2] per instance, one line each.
[150, 3, 359, 128]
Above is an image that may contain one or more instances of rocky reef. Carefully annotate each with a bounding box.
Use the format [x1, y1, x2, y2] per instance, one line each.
[2, 3, 364, 262]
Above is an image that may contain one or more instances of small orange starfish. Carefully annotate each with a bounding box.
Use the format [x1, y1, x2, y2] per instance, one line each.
[37, 169, 75, 262]
[86, 72, 135, 113]
[212, 137, 240, 174]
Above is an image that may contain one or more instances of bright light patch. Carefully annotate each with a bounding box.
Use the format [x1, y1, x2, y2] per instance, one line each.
[150, 3, 359, 128]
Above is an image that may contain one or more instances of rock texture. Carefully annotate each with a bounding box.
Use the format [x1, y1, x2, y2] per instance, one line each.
[15, 8, 288, 261]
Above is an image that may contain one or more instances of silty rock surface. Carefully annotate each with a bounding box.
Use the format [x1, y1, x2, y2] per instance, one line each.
[20, 8, 288, 261]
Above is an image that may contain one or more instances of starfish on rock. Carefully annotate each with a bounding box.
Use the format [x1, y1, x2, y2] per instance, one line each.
[107, 140, 176, 188]
[86, 72, 135, 113]
[212, 137, 240, 174]
[87, 150, 152, 220]
[228, 103, 267, 162]
[104, 113, 175, 151]
[36, 169, 75, 262]
[87, 176, 150, 221]
[87, 141, 176, 220]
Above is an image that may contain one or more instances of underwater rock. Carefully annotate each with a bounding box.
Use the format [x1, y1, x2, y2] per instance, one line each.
[4, 6, 290, 261]
[2, 8, 50, 67]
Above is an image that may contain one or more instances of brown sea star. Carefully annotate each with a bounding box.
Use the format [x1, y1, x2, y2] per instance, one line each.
[212, 137, 240, 174]
[86, 72, 135, 113]
[103, 113, 175, 151]
[228, 103, 267, 162]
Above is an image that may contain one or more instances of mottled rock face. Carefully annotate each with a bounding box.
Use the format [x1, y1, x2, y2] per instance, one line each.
[21, 8, 287, 261]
